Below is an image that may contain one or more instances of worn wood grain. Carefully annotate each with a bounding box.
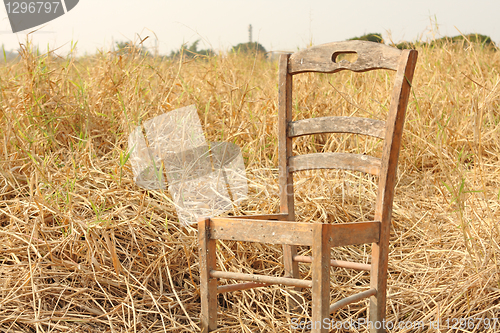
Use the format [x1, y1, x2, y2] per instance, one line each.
[288, 116, 386, 139]
[209, 217, 314, 246]
[289, 152, 381, 176]
[289, 41, 402, 74]
[326, 221, 380, 247]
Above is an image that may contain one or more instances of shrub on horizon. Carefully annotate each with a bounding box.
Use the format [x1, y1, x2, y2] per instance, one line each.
[348, 33, 384, 43]
[169, 40, 215, 59]
[230, 42, 267, 56]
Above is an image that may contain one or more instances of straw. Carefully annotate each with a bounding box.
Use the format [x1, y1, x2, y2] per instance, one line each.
[1, 38, 500, 332]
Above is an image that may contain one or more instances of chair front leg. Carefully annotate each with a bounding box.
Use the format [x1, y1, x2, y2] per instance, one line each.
[311, 224, 330, 333]
[199, 218, 218, 332]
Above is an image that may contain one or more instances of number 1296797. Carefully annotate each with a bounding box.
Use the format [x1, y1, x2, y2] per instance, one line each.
[445, 317, 499, 330]
[5, 2, 60, 14]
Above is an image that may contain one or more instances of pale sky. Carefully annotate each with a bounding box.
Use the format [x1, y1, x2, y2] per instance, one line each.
[1, 0, 499, 56]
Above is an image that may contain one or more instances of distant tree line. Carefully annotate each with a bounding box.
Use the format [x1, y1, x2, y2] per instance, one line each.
[347, 32, 496, 50]
[112, 32, 496, 61]
[230, 42, 266, 55]
[167, 40, 267, 59]
[421, 33, 495, 49]
[115, 41, 149, 55]
[168, 40, 215, 58]
[348, 33, 384, 43]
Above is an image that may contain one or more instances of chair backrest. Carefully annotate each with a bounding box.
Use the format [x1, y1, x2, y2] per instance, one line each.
[278, 41, 418, 228]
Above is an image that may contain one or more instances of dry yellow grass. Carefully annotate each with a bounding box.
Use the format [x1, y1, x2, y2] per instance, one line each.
[1, 39, 500, 332]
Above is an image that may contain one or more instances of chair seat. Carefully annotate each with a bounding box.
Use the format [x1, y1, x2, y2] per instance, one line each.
[208, 217, 381, 248]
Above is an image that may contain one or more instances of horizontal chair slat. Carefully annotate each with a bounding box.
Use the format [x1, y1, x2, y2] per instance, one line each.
[210, 270, 313, 288]
[209, 218, 314, 246]
[288, 116, 386, 139]
[293, 255, 371, 271]
[289, 153, 381, 176]
[327, 221, 380, 247]
[330, 288, 377, 314]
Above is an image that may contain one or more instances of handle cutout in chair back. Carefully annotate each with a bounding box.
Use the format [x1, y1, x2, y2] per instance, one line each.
[331, 51, 358, 65]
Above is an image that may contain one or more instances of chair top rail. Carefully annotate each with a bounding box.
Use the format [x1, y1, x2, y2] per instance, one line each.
[288, 116, 386, 139]
[288, 40, 402, 74]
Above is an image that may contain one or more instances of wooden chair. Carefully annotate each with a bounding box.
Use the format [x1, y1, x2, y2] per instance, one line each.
[199, 41, 418, 333]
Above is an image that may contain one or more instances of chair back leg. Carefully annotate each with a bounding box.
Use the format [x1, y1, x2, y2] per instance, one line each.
[283, 244, 305, 315]
[369, 241, 389, 333]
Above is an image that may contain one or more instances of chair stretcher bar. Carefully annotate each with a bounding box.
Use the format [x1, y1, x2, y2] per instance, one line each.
[217, 282, 271, 293]
[293, 255, 371, 271]
[329, 288, 377, 314]
[210, 270, 313, 288]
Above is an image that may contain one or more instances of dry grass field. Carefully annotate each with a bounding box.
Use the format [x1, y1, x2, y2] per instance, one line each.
[1, 39, 500, 332]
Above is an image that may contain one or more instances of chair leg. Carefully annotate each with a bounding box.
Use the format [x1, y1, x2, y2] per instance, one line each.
[283, 244, 304, 314]
[199, 218, 217, 332]
[311, 224, 330, 333]
[369, 242, 389, 333]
